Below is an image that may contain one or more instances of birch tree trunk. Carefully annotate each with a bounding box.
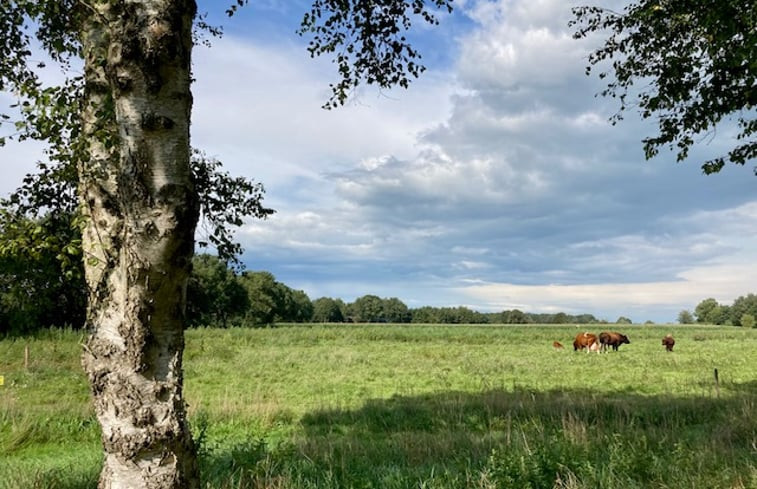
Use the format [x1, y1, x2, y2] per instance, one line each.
[78, 1, 200, 487]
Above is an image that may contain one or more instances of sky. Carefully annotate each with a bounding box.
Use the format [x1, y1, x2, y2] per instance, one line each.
[2, 0, 756, 323]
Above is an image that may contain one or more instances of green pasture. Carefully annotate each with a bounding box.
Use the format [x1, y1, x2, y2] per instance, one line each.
[1, 324, 756, 488]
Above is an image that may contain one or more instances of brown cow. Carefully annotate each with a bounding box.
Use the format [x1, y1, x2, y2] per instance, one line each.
[553, 341, 564, 350]
[662, 334, 675, 352]
[573, 332, 599, 353]
[599, 331, 630, 352]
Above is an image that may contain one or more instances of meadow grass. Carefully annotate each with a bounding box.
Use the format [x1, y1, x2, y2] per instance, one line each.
[1, 324, 756, 488]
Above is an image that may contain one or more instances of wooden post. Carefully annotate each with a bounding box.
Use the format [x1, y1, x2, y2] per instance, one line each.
[24, 345, 29, 370]
[714, 368, 720, 398]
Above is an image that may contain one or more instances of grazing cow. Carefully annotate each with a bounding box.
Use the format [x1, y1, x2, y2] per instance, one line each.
[553, 341, 564, 350]
[662, 334, 675, 352]
[573, 332, 599, 353]
[599, 331, 630, 352]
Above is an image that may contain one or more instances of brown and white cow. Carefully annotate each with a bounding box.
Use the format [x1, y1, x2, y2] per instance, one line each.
[662, 334, 675, 352]
[573, 332, 599, 353]
[599, 331, 630, 352]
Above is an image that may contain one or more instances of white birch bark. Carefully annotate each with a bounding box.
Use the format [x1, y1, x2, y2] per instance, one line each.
[78, 1, 200, 487]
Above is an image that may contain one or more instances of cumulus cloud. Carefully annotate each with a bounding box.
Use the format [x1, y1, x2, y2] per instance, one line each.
[459, 259, 757, 322]
[191, 37, 458, 194]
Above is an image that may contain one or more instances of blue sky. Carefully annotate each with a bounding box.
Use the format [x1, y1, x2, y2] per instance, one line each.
[2, 0, 756, 322]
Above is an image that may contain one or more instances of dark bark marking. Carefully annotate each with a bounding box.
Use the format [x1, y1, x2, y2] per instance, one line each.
[140, 112, 175, 130]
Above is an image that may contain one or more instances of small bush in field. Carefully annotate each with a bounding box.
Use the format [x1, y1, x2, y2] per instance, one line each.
[741, 314, 755, 328]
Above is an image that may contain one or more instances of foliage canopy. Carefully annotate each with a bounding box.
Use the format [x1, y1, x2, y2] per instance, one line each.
[572, 0, 756, 173]
[298, 0, 454, 108]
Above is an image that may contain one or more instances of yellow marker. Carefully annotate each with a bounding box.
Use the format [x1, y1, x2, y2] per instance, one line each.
[0, 376, 4, 386]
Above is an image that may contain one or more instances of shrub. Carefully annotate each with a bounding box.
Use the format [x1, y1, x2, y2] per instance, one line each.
[741, 314, 755, 329]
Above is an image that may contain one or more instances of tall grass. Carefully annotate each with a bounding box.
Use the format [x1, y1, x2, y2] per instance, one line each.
[1, 324, 756, 488]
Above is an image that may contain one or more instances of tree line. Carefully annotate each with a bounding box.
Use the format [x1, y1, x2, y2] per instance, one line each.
[5, 237, 755, 335]
[679, 295, 757, 327]
[1, 250, 627, 335]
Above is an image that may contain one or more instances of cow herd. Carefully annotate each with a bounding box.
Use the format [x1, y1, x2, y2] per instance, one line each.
[554, 331, 676, 353]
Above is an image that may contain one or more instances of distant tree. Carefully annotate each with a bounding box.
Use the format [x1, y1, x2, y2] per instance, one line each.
[741, 313, 756, 329]
[442, 307, 461, 324]
[410, 306, 481, 324]
[311, 297, 345, 323]
[276, 287, 314, 323]
[293, 289, 315, 322]
[188, 262, 313, 326]
[527, 313, 546, 323]
[433, 306, 488, 324]
[460, 307, 489, 324]
[437, 307, 460, 324]
[351, 295, 386, 322]
[383, 297, 411, 323]
[552, 312, 570, 324]
[411, 307, 603, 324]
[572, 1, 757, 173]
[574, 313, 599, 324]
[411, 306, 438, 323]
[531, 312, 575, 324]
[644, 320, 655, 325]
[503, 309, 531, 324]
[695, 298, 721, 324]
[238, 271, 280, 326]
[714, 306, 730, 325]
[482, 312, 500, 323]
[677, 310, 694, 324]
[616, 316, 633, 324]
[186, 254, 248, 328]
[729, 293, 757, 327]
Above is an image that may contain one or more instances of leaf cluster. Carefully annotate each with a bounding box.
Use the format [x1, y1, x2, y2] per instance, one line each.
[298, 0, 453, 109]
[187, 255, 314, 327]
[0, 210, 85, 336]
[225, 0, 248, 18]
[0, 149, 274, 278]
[0, 2, 81, 151]
[0, 1, 79, 93]
[192, 150, 274, 267]
[187, 253, 249, 328]
[572, 0, 756, 173]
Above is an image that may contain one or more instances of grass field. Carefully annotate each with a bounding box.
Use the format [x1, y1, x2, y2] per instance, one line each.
[1, 324, 756, 488]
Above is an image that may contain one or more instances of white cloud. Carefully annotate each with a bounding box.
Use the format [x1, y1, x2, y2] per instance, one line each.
[455, 260, 492, 270]
[190, 37, 459, 190]
[459, 261, 757, 319]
